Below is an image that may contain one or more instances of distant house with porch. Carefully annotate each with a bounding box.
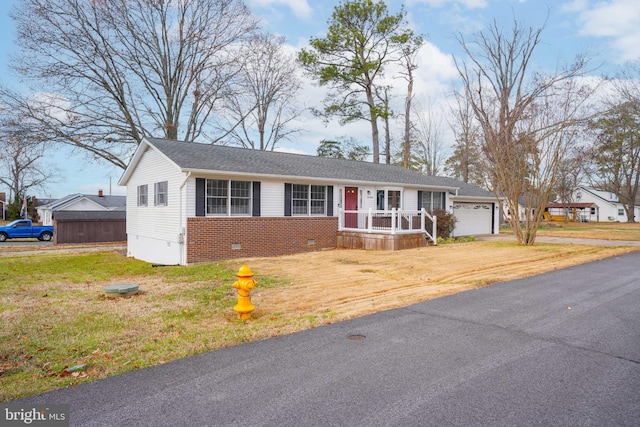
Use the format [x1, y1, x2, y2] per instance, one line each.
[572, 186, 640, 222]
[544, 202, 599, 222]
[118, 137, 499, 265]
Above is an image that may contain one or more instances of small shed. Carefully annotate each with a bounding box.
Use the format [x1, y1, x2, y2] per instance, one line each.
[53, 210, 126, 244]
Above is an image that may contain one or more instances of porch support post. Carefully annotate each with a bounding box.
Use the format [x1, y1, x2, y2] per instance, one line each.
[338, 208, 343, 231]
[433, 212, 437, 245]
[391, 208, 397, 235]
[420, 208, 426, 232]
[367, 208, 373, 233]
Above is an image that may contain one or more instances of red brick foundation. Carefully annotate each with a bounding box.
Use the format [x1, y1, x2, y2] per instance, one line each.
[186, 216, 338, 263]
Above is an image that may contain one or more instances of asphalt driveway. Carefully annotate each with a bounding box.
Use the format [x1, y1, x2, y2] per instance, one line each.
[8, 251, 640, 426]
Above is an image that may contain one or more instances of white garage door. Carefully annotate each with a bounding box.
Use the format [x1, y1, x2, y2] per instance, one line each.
[453, 202, 493, 236]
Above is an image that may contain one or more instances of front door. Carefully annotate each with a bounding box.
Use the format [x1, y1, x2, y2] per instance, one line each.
[344, 187, 358, 228]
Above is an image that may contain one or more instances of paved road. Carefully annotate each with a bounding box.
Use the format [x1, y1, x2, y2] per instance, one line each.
[11, 252, 640, 426]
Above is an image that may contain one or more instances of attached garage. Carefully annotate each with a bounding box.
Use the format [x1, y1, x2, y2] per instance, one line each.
[453, 202, 494, 236]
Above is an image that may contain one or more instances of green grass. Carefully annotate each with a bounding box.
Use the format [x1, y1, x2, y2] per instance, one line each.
[4, 221, 638, 402]
[0, 252, 335, 402]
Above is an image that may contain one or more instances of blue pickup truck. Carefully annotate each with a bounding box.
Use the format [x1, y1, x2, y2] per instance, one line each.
[0, 220, 54, 242]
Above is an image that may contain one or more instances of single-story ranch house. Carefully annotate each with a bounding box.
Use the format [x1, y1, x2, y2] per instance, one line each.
[118, 137, 499, 265]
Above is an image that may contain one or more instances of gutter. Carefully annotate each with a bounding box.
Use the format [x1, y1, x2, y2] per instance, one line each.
[178, 171, 191, 266]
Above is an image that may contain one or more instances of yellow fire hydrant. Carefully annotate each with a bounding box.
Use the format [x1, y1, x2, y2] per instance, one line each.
[232, 264, 257, 320]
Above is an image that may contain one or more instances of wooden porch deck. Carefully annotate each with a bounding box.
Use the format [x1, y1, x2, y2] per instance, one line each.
[336, 230, 430, 251]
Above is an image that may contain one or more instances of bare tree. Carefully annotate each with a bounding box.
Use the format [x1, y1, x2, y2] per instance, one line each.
[410, 99, 447, 175]
[6, 0, 259, 169]
[614, 60, 640, 105]
[399, 39, 423, 169]
[446, 91, 485, 187]
[224, 34, 302, 151]
[375, 85, 393, 164]
[0, 113, 58, 205]
[455, 18, 591, 245]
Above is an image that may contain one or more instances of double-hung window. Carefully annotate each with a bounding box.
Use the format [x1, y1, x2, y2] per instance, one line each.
[292, 184, 326, 215]
[154, 181, 168, 206]
[206, 179, 251, 216]
[137, 185, 148, 207]
[376, 189, 402, 210]
[421, 191, 445, 212]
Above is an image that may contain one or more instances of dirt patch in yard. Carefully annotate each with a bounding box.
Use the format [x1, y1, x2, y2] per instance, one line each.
[241, 241, 639, 322]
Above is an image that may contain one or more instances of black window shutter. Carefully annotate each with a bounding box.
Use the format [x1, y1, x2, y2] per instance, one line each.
[252, 182, 261, 217]
[284, 183, 292, 216]
[417, 191, 423, 210]
[196, 178, 205, 216]
[327, 186, 333, 216]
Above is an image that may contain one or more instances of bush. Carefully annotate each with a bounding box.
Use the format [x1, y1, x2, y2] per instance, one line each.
[429, 208, 457, 239]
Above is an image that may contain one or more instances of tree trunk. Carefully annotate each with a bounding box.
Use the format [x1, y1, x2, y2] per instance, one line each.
[367, 88, 380, 163]
[403, 69, 413, 169]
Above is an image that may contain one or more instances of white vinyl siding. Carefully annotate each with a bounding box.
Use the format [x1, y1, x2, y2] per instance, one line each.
[261, 180, 285, 216]
[126, 148, 184, 244]
[403, 189, 419, 210]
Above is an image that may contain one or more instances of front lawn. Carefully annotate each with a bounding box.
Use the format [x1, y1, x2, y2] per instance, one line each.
[2, 222, 639, 402]
[0, 252, 328, 402]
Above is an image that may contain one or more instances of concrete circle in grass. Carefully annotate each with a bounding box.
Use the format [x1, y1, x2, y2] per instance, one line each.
[104, 284, 140, 297]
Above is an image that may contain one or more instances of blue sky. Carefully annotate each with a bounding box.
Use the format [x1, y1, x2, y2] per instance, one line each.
[0, 0, 638, 199]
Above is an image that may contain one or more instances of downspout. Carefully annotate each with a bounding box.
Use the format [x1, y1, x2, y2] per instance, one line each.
[179, 172, 191, 265]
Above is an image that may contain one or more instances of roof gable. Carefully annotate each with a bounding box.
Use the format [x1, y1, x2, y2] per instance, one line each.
[42, 194, 126, 211]
[575, 186, 620, 206]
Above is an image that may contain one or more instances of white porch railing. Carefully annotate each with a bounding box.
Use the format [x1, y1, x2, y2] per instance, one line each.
[338, 208, 437, 245]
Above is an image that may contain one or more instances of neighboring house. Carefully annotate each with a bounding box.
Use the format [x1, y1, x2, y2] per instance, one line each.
[118, 137, 500, 265]
[37, 191, 126, 226]
[0, 192, 5, 220]
[502, 194, 545, 223]
[572, 186, 640, 222]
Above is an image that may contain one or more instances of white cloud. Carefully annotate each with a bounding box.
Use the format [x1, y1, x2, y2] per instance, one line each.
[31, 92, 72, 123]
[569, 0, 640, 62]
[248, 0, 313, 20]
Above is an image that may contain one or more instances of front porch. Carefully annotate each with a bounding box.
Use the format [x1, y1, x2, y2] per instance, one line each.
[337, 208, 437, 250]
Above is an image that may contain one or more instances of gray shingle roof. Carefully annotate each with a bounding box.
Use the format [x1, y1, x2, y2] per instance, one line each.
[53, 210, 126, 221]
[43, 194, 126, 211]
[146, 137, 495, 199]
[84, 195, 127, 210]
